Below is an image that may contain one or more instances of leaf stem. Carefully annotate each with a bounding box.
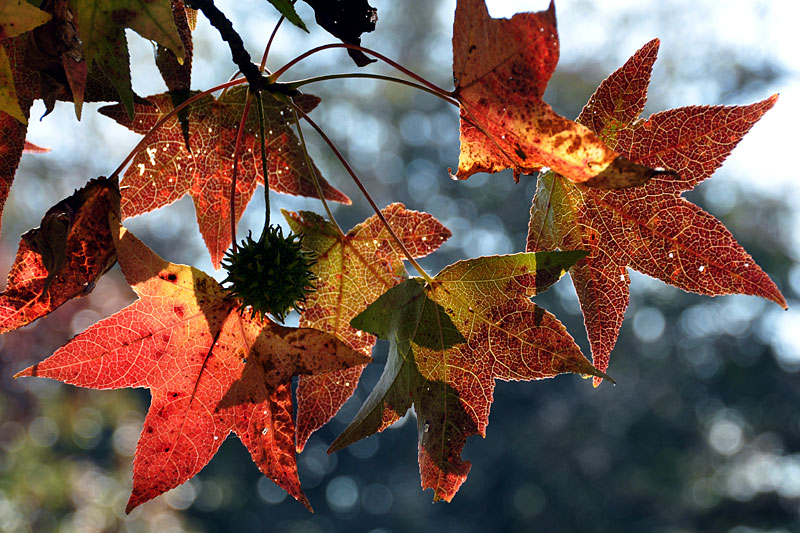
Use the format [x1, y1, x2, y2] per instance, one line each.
[287, 73, 460, 107]
[260, 13, 285, 71]
[256, 93, 271, 229]
[290, 108, 344, 237]
[230, 90, 254, 249]
[269, 43, 454, 99]
[290, 104, 435, 284]
[110, 78, 247, 180]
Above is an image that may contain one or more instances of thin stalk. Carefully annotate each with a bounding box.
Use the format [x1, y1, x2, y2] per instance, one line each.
[111, 78, 247, 179]
[269, 43, 454, 98]
[291, 104, 434, 284]
[287, 73, 460, 107]
[255, 92, 271, 228]
[220, 70, 242, 98]
[290, 107, 344, 236]
[260, 14, 285, 71]
[229, 90, 255, 249]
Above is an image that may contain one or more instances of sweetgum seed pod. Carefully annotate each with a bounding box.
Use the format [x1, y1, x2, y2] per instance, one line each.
[221, 225, 316, 323]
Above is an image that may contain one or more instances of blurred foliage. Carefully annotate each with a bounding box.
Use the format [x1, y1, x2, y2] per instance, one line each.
[1, 0, 798, 532]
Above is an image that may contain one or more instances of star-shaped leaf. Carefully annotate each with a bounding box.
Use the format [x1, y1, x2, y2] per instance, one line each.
[16, 221, 369, 512]
[330, 251, 605, 502]
[452, 0, 672, 189]
[99, 87, 350, 268]
[527, 39, 787, 383]
[74, 0, 184, 115]
[0, 176, 120, 335]
[283, 203, 451, 451]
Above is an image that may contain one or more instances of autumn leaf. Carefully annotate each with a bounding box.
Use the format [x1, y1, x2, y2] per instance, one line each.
[0, 0, 162, 234]
[74, 0, 184, 115]
[0, 0, 50, 123]
[0, 46, 26, 123]
[283, 203, 451, 451]
[15, 221, 369, 512]
[155, 0, 194, 93]
[100, 87, 350, 268]
[22, 140, 49, 153]
[330, 251, 606, 502]
[527, 39, 787, 383]
[0, 176, 120, 335]
[452, 0, 673, 189]
[0, 1, 51, 40]
[0, 106, 30, 239]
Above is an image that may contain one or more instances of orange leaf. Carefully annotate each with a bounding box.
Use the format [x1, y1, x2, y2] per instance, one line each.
[452, 0, 671, 188]
[15, 223, 369, 512]
[527, 39, 786, 384]
[100, 88, 351, 268]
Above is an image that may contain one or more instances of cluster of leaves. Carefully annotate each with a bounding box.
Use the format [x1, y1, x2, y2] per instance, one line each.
[0, 0, 786, 513]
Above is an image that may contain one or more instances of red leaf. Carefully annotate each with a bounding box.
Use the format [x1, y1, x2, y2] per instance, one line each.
[0, 176, 120, 335]
[283, 203, 451, 451]
[15, 223, 369, 512]
[100, 88, 351, 268]
[527, 39, 786, 383]
[22, 141, 49, 153]
[0, 111, 27, 237]
[452, 0, 670, 188]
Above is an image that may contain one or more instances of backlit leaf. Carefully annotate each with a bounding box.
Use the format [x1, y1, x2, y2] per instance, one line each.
[0, 176, 120, 335]
[283, 203, 451, 451]
[100, 87, 350, 268]
[527, 39, 787, 383]
[16, 222, 369, 512]
[331, 251, 605, 502]
[0, 1, 51, 40]
[452, 0, 672, 188]
[74, 0, 184, 72]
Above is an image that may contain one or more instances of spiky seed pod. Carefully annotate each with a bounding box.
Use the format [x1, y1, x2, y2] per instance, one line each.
[221, 224, 316, 322]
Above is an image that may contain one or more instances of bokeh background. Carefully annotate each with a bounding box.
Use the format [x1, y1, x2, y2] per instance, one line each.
[1, 0, 799, 531]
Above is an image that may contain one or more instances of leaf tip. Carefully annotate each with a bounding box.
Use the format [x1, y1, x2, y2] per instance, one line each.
[589, 366, 615, 386]
[12, 367, 32, 379]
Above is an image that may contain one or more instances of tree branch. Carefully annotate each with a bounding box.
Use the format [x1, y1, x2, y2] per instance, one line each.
[185, 0, 296, 95]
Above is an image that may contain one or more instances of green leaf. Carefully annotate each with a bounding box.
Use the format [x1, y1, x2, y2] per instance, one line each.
[265, 0, 308, 32]
[332, 250, 600, 502]
[72, 0, 184, 111]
